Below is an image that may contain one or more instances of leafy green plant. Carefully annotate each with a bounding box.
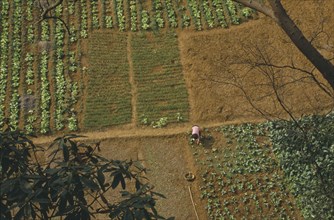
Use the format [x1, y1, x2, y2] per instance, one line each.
[153, 0, 165, 28]
[105, 15, 113, 28]
[7, 0, 23, 131]
[176, 112, 183, 122]
[225, 0, 240, 24]
[91, 0, 99, 29]
[115, 0, 126, 31]
[269, 112, 334, 219]
[129, 0, 137, 31]
[39, 50, 51, 134]
[202, 0, 215, 28]
[152, 117, 168, 128]
[165, 0, 178, 28]
[0, 127, 169, 220]
[0, 0, 9, 129]
[187, 0, 202, 30]
[80, 0, 89, 38]
[141, 10, 150, 30]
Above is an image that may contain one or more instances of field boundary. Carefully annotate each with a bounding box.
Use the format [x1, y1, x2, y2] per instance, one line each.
[127, 33, 138, 126]
[32, 117, 267, 144]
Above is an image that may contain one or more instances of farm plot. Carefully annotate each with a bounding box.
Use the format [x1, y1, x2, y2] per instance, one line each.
[269, 113, 334, 219]
[191, 124, 301, 219]
[94, 0, 255, 32]
[131, 32, 189, 125]
[0, 1, 80, 134]
[84, 32, 132, 129]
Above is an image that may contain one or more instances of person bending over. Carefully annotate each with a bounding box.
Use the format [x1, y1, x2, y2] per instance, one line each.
[191, 125, 201, 145]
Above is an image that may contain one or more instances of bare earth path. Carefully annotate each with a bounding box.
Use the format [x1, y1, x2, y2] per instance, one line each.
[32, 117, 265, 144]
[127, 33, 138, 126]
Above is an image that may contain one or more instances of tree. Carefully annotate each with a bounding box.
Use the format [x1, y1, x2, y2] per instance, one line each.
[233, 0, 334, 90]
[0, 126, 169, 220]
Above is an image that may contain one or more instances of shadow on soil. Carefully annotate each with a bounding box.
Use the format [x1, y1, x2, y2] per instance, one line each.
[201, 135, 215, 148]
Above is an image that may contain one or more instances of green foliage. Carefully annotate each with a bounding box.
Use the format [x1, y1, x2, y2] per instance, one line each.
[165, 0, 178, 28]
[84, 33, 132, 128]
[115, 0, 126, 31]
[202, 0, 215, 28]
[0, 0, 10, 129]
[187, 0, 202, 30]
[269, 112, 334, 219]
[212, 0, 227, 28]
[132, 32, 189, 123]
[129, 0, 137, 31]
[80, 0, 89, 38]
[191, 123, 296, 219]
[152, 117, 168, 128]
[91, 0, 100, 29]
[141, 10, 150, 30]
[39, 50, 51, 134]
[0, 127, 167, 219]
[153, 0, 165, 28]
[105, 16, 113, 28]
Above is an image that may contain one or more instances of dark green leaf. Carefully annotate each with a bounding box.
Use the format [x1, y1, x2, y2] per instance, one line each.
[58, 196, 67, 215]
[62, 140, 69, 162]
[123, 209, 133, 220]
[135, 179, 141, 191]
[81, 177, 99, 191]
[97, 168, 105, 190]
[120, 175, 126, 189]
[111, 173, 122, 189]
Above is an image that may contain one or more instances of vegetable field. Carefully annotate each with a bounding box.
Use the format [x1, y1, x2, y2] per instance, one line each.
[132, 32, 189, 125]
[192, 124, 300, 219]
[191, 113, 334, 219]
[84, 32, 132, 128]
[0, 0, 80, 134]
[1, 1, 333, 219]
[0, 0, 255, 133]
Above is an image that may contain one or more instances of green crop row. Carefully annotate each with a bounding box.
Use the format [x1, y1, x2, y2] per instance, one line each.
[24, 53, 36, 134]
[187, 0, 202, 30]
[212, 0, 228, 27]
[202, 0, 215, 28]
[63, 0, 255, 32]
[91, 0, 100, 29]
[131, 32, 189, 123]
[80, 0, 89, 38]
[54, 6, 66, 131]
[129, 0, 138, 31]
[9, 0, 23, 130]
[39, 51, 51, 134]
[153, 0, 165, 28]
[165, 0, 178, 28]
[115, 0, 126, 31]
[0, 0, 81, 134]
[226, 0, 240, 24]
[0, 0, 10, 128]
[84, 33, 132, 129]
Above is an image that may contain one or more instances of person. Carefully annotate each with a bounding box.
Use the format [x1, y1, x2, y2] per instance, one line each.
[191, 125, 201, 145]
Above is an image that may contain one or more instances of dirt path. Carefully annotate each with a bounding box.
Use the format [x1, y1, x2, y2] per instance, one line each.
[127, 32, 138, 126]
[32, 117, 266, 144]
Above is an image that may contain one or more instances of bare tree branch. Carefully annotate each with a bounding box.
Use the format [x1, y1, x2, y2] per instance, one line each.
[37, 0, 63, 21]
[35, 0, 70, 34]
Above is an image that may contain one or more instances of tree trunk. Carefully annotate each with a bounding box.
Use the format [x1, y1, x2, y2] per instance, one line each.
[268, 0, 334, 90]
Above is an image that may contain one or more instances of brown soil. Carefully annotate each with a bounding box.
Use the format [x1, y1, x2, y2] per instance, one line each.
[127, 33, 138, 126]
[32, 0, 334, 219]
